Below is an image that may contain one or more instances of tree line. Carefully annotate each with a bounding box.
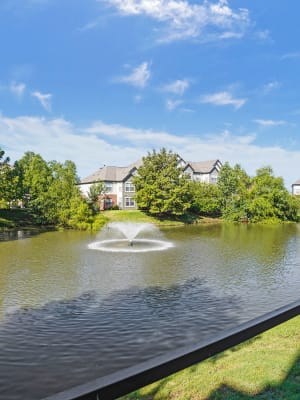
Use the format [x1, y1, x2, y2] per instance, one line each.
[0, 148, 106, 229]
[0, 147, 299, 227]
[133, 148, 300, 223]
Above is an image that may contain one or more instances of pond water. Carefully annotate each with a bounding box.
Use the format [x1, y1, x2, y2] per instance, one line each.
[0, 223, 300, 399]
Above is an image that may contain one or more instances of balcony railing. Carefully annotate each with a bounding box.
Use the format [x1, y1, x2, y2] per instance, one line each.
[43, 299, 300, 400]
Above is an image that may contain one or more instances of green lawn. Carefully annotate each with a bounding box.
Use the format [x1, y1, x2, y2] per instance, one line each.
[103, 210, 186, 225]
[121, 315, 300, 400]
[103, 210, 219, 226]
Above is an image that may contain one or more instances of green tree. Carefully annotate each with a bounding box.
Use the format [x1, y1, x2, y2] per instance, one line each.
[133, 148, 192, 217]
[15, 153, 83, 225]
[0, 148, 19, 207]
[217, 162, 250, 221]
[190, 182, 222, 217]
[43, 160, 81, 225]
[15, 152, 52, 222]
[87, 181, 107, 214]
[247, 167, 299, 222]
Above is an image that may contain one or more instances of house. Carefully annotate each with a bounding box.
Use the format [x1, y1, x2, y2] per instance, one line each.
[292, 179, 300, 196]
[79, 161, 142, 210]
[79, 157, 222, 210]
[184, 159, 222, 183]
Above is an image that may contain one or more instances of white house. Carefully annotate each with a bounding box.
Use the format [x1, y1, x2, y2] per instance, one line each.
[79, 157, 222, 210]
[79, 161, 142, 210]
[292, 179, 300, 195]
[184, 160, 222, 183]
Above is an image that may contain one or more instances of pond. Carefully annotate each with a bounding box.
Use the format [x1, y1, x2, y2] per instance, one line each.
[0, 223, 300, 399]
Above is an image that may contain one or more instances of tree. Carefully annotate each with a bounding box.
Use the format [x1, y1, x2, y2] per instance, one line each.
[247, 166, 299, 222]
[43, 160, 81, 225]
[190, 182, 222, 217]
[0, 148, 19, 207]
[15, 152, 52, 222]
[87, 181, 107, 214]
[133, 148, 192, 217]
[15, 153, 83, 225]
[217, 162, 251, 221]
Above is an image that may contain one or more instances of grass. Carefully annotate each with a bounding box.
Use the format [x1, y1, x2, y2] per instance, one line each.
[103, 210, 186, 226]
[121, 315, 300, 400]
[103, 210, 220, 226]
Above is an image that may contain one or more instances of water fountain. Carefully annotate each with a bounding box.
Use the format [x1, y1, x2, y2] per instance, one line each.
[88, 222, 174, 253]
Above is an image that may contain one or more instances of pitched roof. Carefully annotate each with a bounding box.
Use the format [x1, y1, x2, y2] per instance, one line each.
[80, 160, 142, 184]
[185, 159, 221, 174]
[292, 179, 300, 186]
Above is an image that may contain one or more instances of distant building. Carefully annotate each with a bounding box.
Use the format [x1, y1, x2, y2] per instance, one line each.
[292, 179, 300, 195]
[184, 159, 223, 184]
[79, 157, 222, 210]
[79, 161, 142, 210]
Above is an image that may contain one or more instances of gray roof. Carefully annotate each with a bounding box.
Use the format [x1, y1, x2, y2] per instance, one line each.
[185, 159, 221, 174]
[80, 158, 221, 184]
[80, 160, 142, 184]
[292, 179, 300, 186]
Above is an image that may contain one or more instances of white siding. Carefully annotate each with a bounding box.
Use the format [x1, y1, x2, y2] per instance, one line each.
[293, 185, 300, 195]
[79, 183, 92, 197]
[193, 173, 210, 183]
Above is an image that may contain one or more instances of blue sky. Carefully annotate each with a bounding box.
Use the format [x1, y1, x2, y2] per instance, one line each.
[1, 0, 300, 188]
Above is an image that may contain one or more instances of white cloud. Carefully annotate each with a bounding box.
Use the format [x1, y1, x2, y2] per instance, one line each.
[1, 114, 299, 188]
[100, 0, 250, 43]
[85, 120, 186, 144]
[10, 82, 26, 99]
[0, 116, 143, 179]
[262, 80, 281, 93]
[201, 91, 246, 109]
[31, 91, 52, 111]
[161, 79, 189, 95]
[165, 99, 183, 111]
[255, 29, 271, 41]
[281, 52, 300, 60]
[134, 94, 143, 103]
[254, 119, 287, 127]
[117, 62, 151, 88]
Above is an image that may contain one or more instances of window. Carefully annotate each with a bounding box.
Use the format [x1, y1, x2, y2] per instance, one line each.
[125, 197, 135, 207]
[105, 182, 113, 192]
[210, 175, 218, 183]
[125, 182, 135, 192]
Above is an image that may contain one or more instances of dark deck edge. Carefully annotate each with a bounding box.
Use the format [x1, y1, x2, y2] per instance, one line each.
[43, 299, 300, 400]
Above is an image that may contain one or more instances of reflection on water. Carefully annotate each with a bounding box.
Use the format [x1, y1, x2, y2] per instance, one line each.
[0, 228, 43, 242]
[0, 279, 240, 400]
[0, 223, 300, 399]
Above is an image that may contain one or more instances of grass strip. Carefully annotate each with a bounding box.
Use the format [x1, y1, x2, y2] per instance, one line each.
[122, 315, 300, 400]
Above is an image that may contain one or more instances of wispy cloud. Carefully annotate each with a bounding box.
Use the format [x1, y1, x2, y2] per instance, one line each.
[85, 120, 186, 144]
[117, 62, 151, 88]
[161, 79, 190, 95]
[262, 80, 281, 94]
[133, 94, 143, 104]
[165, 99, 183, 111]
[281, 52, 300, 60]
[255, 29, 271, 41]
[31, 91, 52, 111]
[201, 91, 246, 109]
[9, 82, 26, 99]
[254, 119, 287, 127]
[0, 115, 143, 178]
[100, 0, 250, 43]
